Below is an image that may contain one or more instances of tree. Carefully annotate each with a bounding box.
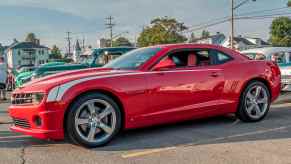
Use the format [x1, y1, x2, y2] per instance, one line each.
[25, 33, 37, 43]
[288, 0, 291, 7]
[112, 37, 133, 47]
[270, 17, 291, 47]
[50, 45, 62, 59]
[201, 30, 210, 38]
[137, 17, 188, 47]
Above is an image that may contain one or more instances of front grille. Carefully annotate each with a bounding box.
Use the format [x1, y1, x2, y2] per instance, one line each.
[11, 93, 33, 105]
[12, 118, 31, 129]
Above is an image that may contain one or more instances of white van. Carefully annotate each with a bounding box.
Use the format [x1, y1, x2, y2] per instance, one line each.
[241, 47, 291, 91]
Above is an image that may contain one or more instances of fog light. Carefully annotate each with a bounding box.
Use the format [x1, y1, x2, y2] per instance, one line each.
[34, 116, 42, 127]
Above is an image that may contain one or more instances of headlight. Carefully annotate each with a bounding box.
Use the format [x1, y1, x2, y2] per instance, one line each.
[32, 93, 45, 105]
[12, 93, 45, 105]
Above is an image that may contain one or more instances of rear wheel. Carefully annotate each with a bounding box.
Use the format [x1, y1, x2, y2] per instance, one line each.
[66, 93, 122, 148]
[237, 81, 271, 122]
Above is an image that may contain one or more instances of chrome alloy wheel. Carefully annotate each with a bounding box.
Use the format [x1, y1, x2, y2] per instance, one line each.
[245, 85, 269, 119]
[74, 99, 117, 143]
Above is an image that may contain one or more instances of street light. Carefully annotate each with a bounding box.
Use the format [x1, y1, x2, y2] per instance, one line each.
[231, 0, 256, 49]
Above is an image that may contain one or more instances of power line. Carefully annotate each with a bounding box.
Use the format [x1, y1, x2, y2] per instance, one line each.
[185, 12, 291, 33]
[237, 12, 291, 19]
[184, 6, 290, 33]
[236, 6, 289, 17]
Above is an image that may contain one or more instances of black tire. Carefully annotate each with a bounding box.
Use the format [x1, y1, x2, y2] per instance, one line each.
[66, 93, 122, 148]
[236, 81, 271, 122]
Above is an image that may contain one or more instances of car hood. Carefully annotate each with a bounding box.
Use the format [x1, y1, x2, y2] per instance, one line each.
[16, 68, 136, 93]
[16, 72, 33, 80]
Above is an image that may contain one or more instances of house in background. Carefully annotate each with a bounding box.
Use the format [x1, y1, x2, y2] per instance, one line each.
[6, 41, 49, 69]
[244, 37, 270, 48]
[192, 32, 226, 45]
[97, 38, 111, 48]
[79, 46, 93, 63]
[221, 36, 270, 51]
[0, 43, 10, 63]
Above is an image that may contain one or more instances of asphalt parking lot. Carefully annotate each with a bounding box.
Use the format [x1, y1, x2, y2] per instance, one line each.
[1, 93, 291, 164]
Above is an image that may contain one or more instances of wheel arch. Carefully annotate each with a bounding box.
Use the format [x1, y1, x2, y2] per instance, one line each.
[239, 77, 272, 102]
[63, 89, 126, 134]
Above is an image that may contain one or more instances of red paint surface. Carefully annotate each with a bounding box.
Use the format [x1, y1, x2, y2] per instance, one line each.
[9, 44, 281, 140]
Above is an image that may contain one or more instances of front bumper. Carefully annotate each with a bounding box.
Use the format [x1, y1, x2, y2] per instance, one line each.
[9, 103, 65, 140]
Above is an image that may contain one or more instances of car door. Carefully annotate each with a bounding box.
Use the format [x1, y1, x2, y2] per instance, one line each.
[143, 48, 226, 122]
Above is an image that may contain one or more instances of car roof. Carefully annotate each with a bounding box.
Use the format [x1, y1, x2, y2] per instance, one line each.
[241, 47, 291, 55]
[147, 43, 226, 50]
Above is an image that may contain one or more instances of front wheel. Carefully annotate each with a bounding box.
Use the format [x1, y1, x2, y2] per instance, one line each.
[66, 93, 122, 148]
[237, 81, 271, 122]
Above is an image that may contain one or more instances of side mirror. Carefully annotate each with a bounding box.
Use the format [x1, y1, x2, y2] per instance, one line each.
[153, 58, 176, 71]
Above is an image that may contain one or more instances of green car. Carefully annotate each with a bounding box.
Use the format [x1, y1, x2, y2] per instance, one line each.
[15, 62, 67, 88]
[16, 47, 135, 87]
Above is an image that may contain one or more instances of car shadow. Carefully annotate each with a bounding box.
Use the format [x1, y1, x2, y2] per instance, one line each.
[0, 105, 291, 151]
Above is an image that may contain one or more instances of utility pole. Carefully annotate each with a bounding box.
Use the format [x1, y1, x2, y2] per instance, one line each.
[105, 16, 115, 47]
[230, 0, 256, 50]
[82, 35, 85, 49]
[231, 0, 235, 49]
[65, 31, 72, 56]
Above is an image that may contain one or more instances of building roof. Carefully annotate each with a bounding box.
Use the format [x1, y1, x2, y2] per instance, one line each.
[260, 40, 270, 46]
[233, 37, 256, 46]
[193, 33, 226, 45]
[8, 42, 48, 49]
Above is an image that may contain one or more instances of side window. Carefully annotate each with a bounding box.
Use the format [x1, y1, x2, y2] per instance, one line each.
[210, 50, 233, 65]
[216, 52, 232, 64]
[155, 49, 213, 69]
[154, 48, 233, 70]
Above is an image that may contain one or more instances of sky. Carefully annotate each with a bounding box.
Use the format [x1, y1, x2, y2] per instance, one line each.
[0, 0, 289, 51]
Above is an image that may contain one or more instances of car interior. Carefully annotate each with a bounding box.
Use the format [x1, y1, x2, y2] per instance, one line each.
[154, 49, 232, 70]
[159, 50, 213, 68]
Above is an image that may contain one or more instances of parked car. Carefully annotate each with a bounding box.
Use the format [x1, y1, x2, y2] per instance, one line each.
[16, 65, 36, 75]
[241, 47, 291, 91]
[16, 47, 135, 87]
[15, 62, 66, 88]
[9, 44, 281, 148]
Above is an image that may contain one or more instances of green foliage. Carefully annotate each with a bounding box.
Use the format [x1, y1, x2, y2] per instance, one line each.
[270, 17, 291, 47]
[25, 33, 37, 43]
[50, 45, 62, 59]
[137, 17, 188, 47]
[112, 37, 133, 47]
[201, 30, 210, 38]
[288, 0, 291, 7]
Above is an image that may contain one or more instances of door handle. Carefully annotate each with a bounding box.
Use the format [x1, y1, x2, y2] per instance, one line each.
[210, 72, 220, 77]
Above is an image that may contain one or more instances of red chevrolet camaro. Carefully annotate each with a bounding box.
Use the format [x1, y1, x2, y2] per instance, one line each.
[9, 44, 281, 148]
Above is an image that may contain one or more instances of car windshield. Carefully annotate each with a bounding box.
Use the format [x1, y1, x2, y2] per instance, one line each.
[80, 56, 94, 65]
[103, 47, 161, 70]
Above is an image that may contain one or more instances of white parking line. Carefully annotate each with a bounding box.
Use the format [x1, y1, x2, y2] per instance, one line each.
[271, 103, 291, 108]
[121, 125, 291, 158]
